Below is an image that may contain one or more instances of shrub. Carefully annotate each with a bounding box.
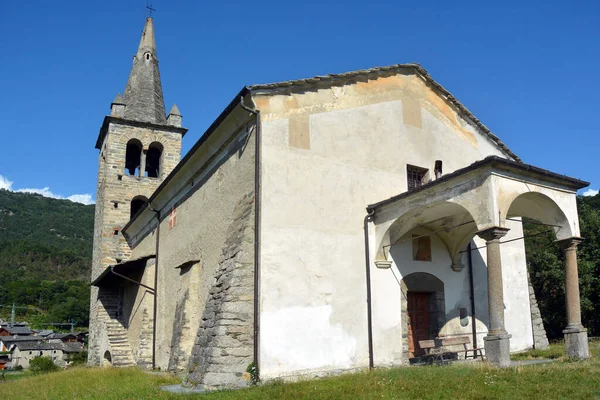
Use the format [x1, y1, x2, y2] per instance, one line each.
[29, 356, 59, 374]
[68, 351, 88, 366]
[13, 365, 23, 371]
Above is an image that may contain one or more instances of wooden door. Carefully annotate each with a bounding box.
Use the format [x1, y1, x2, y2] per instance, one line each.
[407, 292, 430, 357]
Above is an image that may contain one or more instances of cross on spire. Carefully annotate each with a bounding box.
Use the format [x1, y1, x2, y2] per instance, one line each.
[146, 0, 155, 17]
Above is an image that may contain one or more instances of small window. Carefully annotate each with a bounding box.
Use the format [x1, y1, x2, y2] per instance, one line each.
[125, 139, 143, 176]
[407, 165, 428, 191]
[434, 160, 443, 179]
[145, 142, 163, 178]
[412, 235, 432, 262]
[131, 196, 149, 218]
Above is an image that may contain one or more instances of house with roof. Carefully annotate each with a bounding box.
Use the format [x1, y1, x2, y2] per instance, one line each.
[0, 326, 33, 336]
[9, 341, 85, 369]
[0, 336, 43, 352]
[89, 17, 590, 389]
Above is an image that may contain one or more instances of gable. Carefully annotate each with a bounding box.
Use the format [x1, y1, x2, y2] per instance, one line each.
[250, 64, 518, 161]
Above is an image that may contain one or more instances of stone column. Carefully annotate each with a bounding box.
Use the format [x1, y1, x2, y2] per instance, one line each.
[477, 226, 511, 367]
[557, 237, 589, 359]
[140, 150, 147, 177]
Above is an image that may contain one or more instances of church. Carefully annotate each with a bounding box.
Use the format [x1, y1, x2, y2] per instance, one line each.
[89, 17, 590, 389]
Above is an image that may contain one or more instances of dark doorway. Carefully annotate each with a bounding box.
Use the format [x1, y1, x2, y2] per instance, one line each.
[407, 292, 431, 357]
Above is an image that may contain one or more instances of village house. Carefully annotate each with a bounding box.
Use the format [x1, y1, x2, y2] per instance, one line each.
[0, 326, 33, 337]
[88, 17, 590, 389]
[9, 341, 85, 369]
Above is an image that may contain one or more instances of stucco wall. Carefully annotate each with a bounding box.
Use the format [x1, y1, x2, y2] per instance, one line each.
[257, 73, 519, 378]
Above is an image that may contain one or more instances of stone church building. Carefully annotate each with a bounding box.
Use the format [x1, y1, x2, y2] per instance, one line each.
[89, 17, 590, 388]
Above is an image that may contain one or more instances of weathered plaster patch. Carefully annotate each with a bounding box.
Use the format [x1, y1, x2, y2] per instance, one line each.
[261, 305, 357, 375]
[288, 114, 310, 150]
[402, 98, 422, 128]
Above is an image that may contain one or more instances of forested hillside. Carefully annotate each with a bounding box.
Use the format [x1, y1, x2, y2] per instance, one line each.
[0, 189, 94, 327]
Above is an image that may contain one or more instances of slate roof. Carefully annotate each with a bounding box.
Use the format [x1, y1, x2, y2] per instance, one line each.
[367, 155, 589, 211]
[49, 333, 76, 340]
[13, 341, 85, 353]
[1, 326, 33, 335]
[122, 17, 167, 125]
[0, 335, 43, 343]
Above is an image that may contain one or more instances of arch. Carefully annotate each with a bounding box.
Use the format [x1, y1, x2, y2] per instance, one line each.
[103, 350, 112, 367]
[377, 200, 481, 271]
[506, 192, 574, 240]
[130, 196, 148, 219]
[145, 142, 163, 178]
[401, 272, 445, 359]
[125, 139, 143, 176]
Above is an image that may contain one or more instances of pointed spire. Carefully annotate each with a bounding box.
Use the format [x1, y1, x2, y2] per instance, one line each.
[111, 93, 125, 106]
[167, 104, 182, 127]
[168, 104, 181, 116]
[122, 17, 167, 124]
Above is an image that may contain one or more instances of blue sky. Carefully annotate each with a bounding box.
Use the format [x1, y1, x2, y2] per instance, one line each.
[0, 0, 598, 204]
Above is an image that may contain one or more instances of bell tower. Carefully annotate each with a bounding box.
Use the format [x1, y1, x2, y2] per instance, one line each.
[89, 17, 187, 366]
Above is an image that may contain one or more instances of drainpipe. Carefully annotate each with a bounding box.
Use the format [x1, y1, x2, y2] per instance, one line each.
[467, 242, 478, 355]
[239, 96, 261, 383]
[364, 208, 375, 369]
[148, 205, 161, 370]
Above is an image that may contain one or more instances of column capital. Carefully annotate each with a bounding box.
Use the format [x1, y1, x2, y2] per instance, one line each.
[476, 226, 510, 243]
[556, 237, 584, 251]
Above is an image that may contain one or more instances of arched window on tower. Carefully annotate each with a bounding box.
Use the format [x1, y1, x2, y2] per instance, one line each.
[146, 142, 163, 178]
[130, 196, 148, 219]
[125, 139, 143, 176]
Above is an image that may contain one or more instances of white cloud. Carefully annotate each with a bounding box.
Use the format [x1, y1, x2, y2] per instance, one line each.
[0, 175, 94, 205]
[66, 194, 94, 205]
[582, 189, 599, 197]
[0, 175, 13, 190]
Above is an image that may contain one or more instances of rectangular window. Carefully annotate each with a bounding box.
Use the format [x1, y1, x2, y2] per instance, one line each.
[407, 165, 429, 191]
[412, 235, 432, 261]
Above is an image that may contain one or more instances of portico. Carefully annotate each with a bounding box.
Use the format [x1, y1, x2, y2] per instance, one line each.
[367, 156, 589, 366]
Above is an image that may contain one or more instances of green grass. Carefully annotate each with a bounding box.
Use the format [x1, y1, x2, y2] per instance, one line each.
[2, 342, 600, 399]
[510, 342, 567, 361]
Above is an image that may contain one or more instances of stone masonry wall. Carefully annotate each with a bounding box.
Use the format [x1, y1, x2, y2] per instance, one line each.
[89, 119, 181, 366]
[185, 192, 255, 389]
[528, 274, 549, 349]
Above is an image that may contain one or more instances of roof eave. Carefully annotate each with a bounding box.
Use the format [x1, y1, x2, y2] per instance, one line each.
[368, 156, 589, 211]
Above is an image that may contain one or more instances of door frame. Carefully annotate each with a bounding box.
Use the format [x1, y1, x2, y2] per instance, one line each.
[401, 273, 445, 362]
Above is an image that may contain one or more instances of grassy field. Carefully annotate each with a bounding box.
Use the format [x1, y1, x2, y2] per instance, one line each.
[1, 342, 599, 399]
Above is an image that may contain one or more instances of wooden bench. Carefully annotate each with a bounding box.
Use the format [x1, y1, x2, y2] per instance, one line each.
[419, 336, 485, 365]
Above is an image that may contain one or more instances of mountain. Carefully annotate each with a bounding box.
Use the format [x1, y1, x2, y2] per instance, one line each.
[0, 189, 94, 327]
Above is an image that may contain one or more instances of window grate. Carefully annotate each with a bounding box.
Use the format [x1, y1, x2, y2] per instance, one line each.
[407, 165, 428, 191]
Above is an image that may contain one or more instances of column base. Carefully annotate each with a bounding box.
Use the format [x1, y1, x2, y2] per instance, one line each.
[484, 334, 511, 367]
[563, 326, 589, 359]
